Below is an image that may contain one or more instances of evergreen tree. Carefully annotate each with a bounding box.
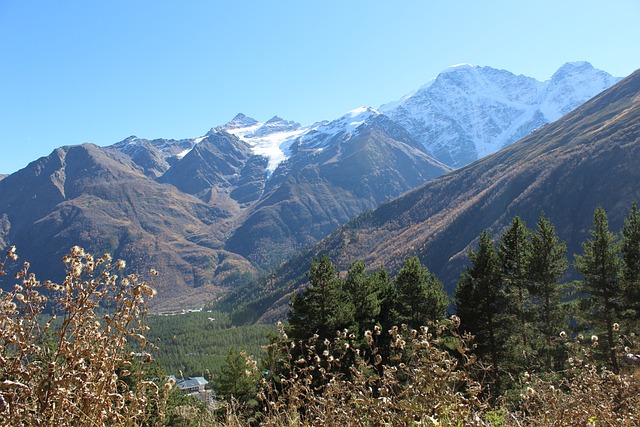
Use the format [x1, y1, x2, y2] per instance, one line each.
[343, 260, 387, 334]
[498, 216, 532, 351]
[455, 231, 504, 388]
[528, 212, 568, 371]
[287, 255, 351, 340]
[574, 207, 622, 372]
[216, 349, 260, 409]
[394, 256, 449, 327]
[621, 201, 640, 321]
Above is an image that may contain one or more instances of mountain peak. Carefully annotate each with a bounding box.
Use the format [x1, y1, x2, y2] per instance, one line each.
[550, 61, 597, 80]
[216, 113, 259, 132]
[265, 115, 285, 124]
[317, 106, 381, 134]
[440, 63, 475, 74]
[298, 107, 382, 149]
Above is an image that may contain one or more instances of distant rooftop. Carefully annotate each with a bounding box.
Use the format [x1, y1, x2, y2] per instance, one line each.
[170, 375, 208, 390]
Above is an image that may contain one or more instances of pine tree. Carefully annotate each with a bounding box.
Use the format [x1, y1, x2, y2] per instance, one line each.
[455, 231, 504, 388]
[621, 201, 640, 321]
[216, 349, 260, 408]
[528, 212, 568, 371]
[498, 216, 531, 350]
[575, 207, 622, 372]
[343, 260, 387, 334]
[394, 256, 449, 327]
[288, 255, 351, 340]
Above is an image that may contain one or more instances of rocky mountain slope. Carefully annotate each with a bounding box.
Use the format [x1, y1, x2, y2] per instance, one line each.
[0, 110, 449, 310]
[0, 144, 257, 311]
[225, 108, 449, 266]
[223, 67, 640, 323]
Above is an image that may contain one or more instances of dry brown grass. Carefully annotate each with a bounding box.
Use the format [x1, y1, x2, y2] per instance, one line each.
[0, 246, 169, 426]
[254, 317, 487, 426]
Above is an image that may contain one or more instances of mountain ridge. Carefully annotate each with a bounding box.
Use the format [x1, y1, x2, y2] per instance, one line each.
[219, 67, 640, 323]
[0, 62, 628, 311]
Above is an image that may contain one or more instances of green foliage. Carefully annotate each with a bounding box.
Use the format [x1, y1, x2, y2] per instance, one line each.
[574, 206, 622, 371]
[216, 350, 260, 408]
[455, 231, 506, 389]
[145, 311, 273, 377]
[343, 260, 387, 334]
[498, 217, 531, 335]
[621, 201, 640, 321]
[528, 212, 569, 371]
[288, 255, 351, 340]
[394, 256, 449, 327]
[498, 216, 534, 371]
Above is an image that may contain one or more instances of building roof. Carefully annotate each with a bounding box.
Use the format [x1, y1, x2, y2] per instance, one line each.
[173, 376, 208, 390]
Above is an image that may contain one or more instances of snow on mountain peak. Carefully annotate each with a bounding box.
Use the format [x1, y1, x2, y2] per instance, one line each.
[298, 107, 382, 149]
[441, 63, 474, 73]
[322, 106, 381, 133]
[210, 114, 307, 173]
[214, 113, 260, 133]
[381, 62, 621, 167]
[540, 61, 621, 121]
[249, 116, 301, 138]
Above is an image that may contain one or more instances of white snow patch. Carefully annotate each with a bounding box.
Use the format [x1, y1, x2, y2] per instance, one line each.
[175, 148, 192, 159]
[243, 127, 309, 172]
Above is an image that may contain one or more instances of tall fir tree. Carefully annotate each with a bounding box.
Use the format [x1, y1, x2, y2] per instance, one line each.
[574, 207, 622, 372]
[343, 260, 387, 334]
[216, 349, 260, 408]
[455, 231, 505, 390]
[394, 256, 449, 327]
[288, 255, 351, 340]
[498, 216, 532, 351]
[621, 201, 640, 322]
[528, 212, 568, 371]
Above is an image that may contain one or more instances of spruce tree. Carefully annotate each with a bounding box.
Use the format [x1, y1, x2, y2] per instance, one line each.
[344, 260, 387, 334]
[574, 207, 622, 372]
[455, 231, 504, 387]
[217, 349, 259, 406]
[528, 212, 568, 371]
[394, 256, 449, 327]
[621, 201, 640, 321]
[288, 255, 351, 340]
[498, 216, 531, 351]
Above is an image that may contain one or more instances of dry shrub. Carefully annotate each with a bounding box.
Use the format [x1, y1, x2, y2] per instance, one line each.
[0, 246, 169, 426]
[259, 316, 487, 426]
[514, 330, 640, 426]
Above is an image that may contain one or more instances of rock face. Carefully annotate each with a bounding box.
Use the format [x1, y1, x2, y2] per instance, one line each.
[0, 143, 258, 311]
[158, 131, 269, 205]
[381, 61, 620, 168]
[0, 112, 449, 310]
[225, 110, 450, 267]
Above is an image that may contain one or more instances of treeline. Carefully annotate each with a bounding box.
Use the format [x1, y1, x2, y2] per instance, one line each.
[287, 203, 640, 395]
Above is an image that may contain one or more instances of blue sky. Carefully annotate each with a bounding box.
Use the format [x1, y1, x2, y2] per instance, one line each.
[1, 1, 639, 174]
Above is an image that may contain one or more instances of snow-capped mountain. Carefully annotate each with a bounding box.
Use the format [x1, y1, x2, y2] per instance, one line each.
[297, 107, 381, 149]
[380, 61, 621, 167]
[2, 61, 630, 310]
[212, 113, 308, 172]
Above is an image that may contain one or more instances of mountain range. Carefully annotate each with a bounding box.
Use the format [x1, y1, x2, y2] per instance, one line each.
[223, 67, 640, 323]
[0, 62, 625, 311]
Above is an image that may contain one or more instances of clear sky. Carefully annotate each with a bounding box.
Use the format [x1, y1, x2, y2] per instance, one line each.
[1, 0, 638, 174]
